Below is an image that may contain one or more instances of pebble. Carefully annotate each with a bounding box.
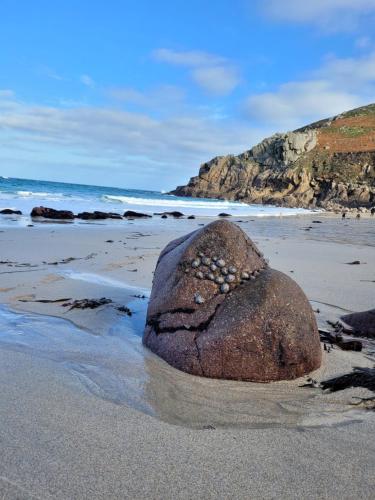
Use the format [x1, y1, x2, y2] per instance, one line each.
[225, 274, 236, 283]
[202, 256, 211, 266]
[191, 258, 201, 268]
[228, 265, 237, 274]
[206, 272, 215, 281]
[196, 271, 204, 279]
[221, 267, 228, 275]
[216, 259, 226, 268]
[210, 263, 217, 271]
[220, 283, 230, 293]
[241, 271, 250, 279]
[194, 292, 205, 304]
[215, 276, 224, 284]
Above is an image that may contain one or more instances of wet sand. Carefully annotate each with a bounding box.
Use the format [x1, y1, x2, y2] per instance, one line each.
[0, 214, 374, 499]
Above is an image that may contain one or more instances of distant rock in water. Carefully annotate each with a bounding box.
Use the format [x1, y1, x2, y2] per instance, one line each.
[76, 211, 122, 220]
[31, 206, 74, 219]
[0, 209, 22, 215]
[155, 211, 184, 218]
[172, 104, 375, 211]
[143, 220, 321, 382]
[123, 210, 152, 218]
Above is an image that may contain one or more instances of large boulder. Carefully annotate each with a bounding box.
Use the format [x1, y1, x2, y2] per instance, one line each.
[143, 220, 321, 382]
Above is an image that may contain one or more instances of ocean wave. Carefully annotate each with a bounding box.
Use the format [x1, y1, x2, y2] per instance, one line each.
[17, 190, 64, 197]
[102, 194, 249, 209]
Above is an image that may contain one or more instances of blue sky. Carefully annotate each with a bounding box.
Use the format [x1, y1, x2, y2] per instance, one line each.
[1, 0, 375, 190]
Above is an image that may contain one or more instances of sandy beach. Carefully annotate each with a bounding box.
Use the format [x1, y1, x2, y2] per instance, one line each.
[0, 213, 374, 499]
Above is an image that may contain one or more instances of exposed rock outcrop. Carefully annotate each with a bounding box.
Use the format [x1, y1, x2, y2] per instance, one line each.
[123, 210, 152, 218]
[76, 211, 122, 220]
[30, 206, 75, 219]
[172, 104, 375, 210]
[143, 220, 321, 382]
[0, 209, 22, 215]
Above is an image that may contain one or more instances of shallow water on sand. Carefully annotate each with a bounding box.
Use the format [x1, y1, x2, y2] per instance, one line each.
[0, 302, 371, 430]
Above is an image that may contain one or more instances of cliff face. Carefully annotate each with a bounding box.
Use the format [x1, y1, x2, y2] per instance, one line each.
[172, 104, 375, 210]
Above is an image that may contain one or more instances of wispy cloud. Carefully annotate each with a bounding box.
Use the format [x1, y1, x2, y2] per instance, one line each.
[356, 36, 372, 50]
[260, 0, 375, 32]
[107, 85, 186, 111]
[80, 74, 95, 87]
[152, 48, 240, 96]
[37, 65, 65, 81]
[244, 51, 375, 130]
[152, 48, 225, 67]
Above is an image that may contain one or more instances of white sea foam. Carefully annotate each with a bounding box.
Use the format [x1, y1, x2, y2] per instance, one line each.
[16, 190, 68, 199]
[101, 194, 312, 216]
[59, 270, 150, 296]
[104, 194, 253, 209]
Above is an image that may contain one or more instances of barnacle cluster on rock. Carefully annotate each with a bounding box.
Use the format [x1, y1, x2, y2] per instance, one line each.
[187, 252, 268, 303]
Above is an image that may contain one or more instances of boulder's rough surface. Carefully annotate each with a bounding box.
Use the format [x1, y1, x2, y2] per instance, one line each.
[30, 206, 74, 219]
[172, 104, 375, 211]
[143, 220, 321, 382]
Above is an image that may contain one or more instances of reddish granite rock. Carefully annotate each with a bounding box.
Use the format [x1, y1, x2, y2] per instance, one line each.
[31, 206, 74, 219]
[143, 220, 321, 382]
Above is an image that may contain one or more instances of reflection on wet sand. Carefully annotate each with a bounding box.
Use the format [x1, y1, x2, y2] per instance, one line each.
[0, 303, 373, 430]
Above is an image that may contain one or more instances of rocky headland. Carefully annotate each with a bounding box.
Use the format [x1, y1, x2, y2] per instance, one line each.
[172, 104, 375, 211]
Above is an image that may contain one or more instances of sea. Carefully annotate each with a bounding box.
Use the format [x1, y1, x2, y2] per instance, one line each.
[0, 176, 312, 224]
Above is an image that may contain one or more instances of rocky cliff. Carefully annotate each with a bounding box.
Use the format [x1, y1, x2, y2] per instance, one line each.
[172, 104, 375, 210]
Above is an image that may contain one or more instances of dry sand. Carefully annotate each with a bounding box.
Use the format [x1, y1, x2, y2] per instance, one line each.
[0, 214, 374, 499]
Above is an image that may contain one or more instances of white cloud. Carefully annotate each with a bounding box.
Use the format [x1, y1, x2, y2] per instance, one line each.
[245, 80, 361, 129]
[244, 51, 375, 130]
[0, 90, 263, 189]
[152, 48, 224, 67]
[80, 74, 95, 87]
[152, 48, 240, 96]
[316, 51, 375, 92]
[261, 0, 375, 31]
